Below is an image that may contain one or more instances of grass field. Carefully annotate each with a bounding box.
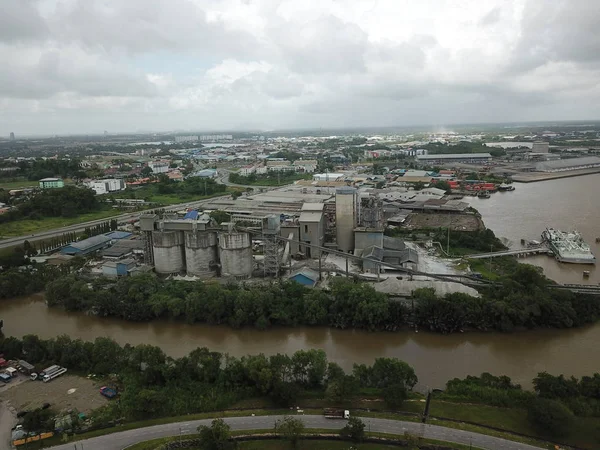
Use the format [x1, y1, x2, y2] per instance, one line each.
[0, 179, 38, 189]
[0, 208, 122, 238]
[0, 178, 76, 190]
[124, 432, 480, 450]
[107, 188, 235, 205]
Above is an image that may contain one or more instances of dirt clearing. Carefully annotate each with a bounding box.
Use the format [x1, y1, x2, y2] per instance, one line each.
[0, 374, 108, 414]
[405, 212, 482, 231]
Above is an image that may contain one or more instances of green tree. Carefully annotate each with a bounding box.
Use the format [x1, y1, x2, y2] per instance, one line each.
[340, 416, 366, 443]
[274, 416, 305, 449]
[383, 383, 408, 409]
[209, 210, 230, 225]
[197, 418, 236, 450]
[527, 397, 574, 437]
[434, 180, 452, 193]
[231, 191, 242, 200]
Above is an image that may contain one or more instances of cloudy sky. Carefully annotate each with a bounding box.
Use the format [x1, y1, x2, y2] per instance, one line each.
[2, 0, 600, 135]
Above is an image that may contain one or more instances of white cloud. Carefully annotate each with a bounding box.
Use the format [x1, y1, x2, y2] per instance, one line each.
[2, 0, 600, 135]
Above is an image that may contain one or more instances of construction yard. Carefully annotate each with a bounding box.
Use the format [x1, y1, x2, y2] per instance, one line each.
[0, 374, 108, 414]
[405, 212, 483, 232]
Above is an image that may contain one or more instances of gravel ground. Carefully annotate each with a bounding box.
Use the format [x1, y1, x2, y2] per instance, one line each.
[406, 212, 482, 231]
[0, 374, 108, 414]
[0, 400, 17, 449]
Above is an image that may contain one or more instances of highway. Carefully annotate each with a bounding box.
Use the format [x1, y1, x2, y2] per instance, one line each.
[0, 195, 231, 251]
[46, 414, 543, 450]
[0, 169, 275, 251]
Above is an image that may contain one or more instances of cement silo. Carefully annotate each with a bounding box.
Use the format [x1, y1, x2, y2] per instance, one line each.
[185, 231, 218, 277]
[219, 232, 253, 278]
[336, 187, 357, 253]
[152, 231, 185, 274]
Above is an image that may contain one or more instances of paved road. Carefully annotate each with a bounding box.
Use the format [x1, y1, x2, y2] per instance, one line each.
[0, 401, 17, 450]
[46, 415, 542, 450]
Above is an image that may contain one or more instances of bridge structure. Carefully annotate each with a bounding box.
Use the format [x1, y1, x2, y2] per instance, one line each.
[464, 245, 551, 259]
[238, 227, 600, 295]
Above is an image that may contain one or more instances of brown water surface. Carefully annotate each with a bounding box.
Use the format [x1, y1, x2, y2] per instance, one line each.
[1, 294, 598, 390]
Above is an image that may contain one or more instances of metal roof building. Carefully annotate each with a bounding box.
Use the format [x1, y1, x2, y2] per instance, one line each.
[416, 153, 492, 163]
[61, 235, 112, 255]
[535, 156, 600, 172]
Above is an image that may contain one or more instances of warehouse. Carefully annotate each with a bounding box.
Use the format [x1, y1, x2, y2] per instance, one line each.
[534, 156, 600, 172]
[416, 153, 492, 164]
[61, 235, 112, 255]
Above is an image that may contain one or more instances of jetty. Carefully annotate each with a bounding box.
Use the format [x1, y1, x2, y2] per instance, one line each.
[464, 245, 550, 259]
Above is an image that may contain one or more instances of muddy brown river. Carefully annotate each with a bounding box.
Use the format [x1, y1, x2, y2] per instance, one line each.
[1, 294, 599, 390]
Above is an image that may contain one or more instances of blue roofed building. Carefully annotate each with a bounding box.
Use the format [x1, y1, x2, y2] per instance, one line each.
[61, 235, 112, 255]
[102, 258, 137, 277]
[183, 210, 199, 220]
[288, 268, 320, 287]
[104, 231, 132, 240]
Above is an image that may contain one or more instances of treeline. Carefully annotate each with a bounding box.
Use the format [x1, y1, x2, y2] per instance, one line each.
[45, 275, 410, 331]
[0, 335, 417, 422]
[439, 371, 600, 437]
[154, 175, 226, 197]
[0, 185, 100, 224]
[229, 171, 311, 186]
[0, 265, 62, 299]
[384, 227, 507, 255]
[43, 264, 600, 334]
[0, 158, 84, 181]
[432, 228, 507, 253]
[414, 264, 600, 332]
[83, 219, 118, 238]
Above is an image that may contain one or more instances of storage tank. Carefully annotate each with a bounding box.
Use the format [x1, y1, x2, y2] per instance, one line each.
[152, 231, 184, 274]
[219, 232, 253, 278]
[185, 231, 218, 277]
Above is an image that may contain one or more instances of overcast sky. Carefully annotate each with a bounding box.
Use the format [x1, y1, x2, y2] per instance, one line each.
[2, 0, 600, 136]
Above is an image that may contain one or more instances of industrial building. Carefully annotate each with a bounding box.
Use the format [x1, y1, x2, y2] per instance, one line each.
[359, 236, 419, 273]
[61, 235, 112, 255]
[39, 178, 64, 189]
[335, 187, 357, 253]
[140, 212, 254, 278]
[102, 258, 136, 277]
[85, 178, 125, 195]
[298, 203, 325, 258]
[531, 142, 549, 153]
[416, 153, 492, 164]
[534, 156, 600, 172]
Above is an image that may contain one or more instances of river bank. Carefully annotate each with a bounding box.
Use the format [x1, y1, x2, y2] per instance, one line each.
[469, 173, 600, 284]
[1, 294, 599, 390]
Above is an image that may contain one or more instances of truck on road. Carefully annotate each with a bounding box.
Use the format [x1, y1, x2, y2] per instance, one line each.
[323, 408, 350, 419]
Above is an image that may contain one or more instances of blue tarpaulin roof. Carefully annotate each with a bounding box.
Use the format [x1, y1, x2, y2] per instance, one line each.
[105, 231, 132, 240]
[183, 210, 199, 220]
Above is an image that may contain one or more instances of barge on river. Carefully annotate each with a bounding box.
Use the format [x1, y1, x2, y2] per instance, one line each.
[541, 228, 596, 264]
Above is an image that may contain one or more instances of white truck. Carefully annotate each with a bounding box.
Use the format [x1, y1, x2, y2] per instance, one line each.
[42, 367, 67, 383]
[323, 408, 350, 419]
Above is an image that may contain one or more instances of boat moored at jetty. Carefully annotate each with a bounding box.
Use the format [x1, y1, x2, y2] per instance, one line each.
[542, 228, 596, 264]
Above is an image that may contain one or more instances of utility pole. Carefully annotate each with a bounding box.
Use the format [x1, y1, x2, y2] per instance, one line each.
[488, 244, 493, 272]
[447, 227, 450, 255]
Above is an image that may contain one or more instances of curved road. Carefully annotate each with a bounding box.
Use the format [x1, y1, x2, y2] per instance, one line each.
[46, 415, 542, 450]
